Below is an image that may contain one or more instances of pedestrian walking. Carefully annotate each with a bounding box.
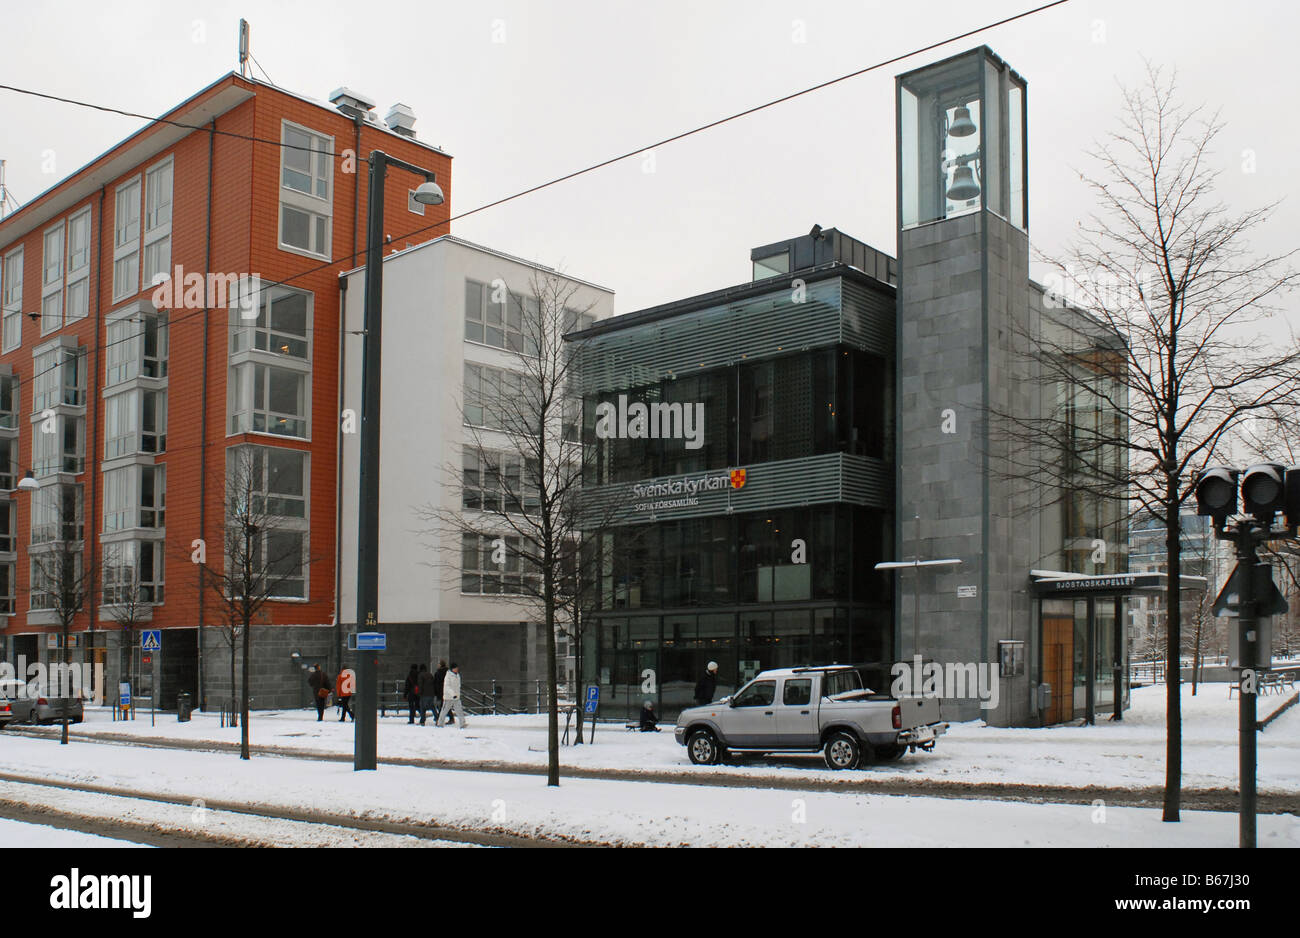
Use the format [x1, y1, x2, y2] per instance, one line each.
[694, 660, 719, 706]
[417, 663, 437, 725]
[335, 665, 356, 722]
[432, 659, 448, 721]
[437, 662, 467, 729]
[308, 664, 331, 721]
[639, 700, 660, 732]
[404, 664, 420, 724]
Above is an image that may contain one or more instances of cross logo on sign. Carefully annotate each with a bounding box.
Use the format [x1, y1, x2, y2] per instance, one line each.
[141, 630, 161, 652]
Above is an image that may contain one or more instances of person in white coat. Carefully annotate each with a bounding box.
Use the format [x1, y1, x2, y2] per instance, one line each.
[437, 662, 467, 728]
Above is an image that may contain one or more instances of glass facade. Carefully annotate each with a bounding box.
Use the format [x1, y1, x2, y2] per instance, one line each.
[582, 340, 895, 721]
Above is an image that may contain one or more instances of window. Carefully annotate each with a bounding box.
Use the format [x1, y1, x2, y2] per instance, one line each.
[0, 562, 13, 614]
[279, 122, 332, 258]
[30, 549, 81, 612]
[225, 446, 309, 600]
[33, 346, 85, 412]
[753, 252, 790, 280]
[231, 286, 310, 359]
[143, 159, 173, 286]
[33, 415, 83, 477]
[103, 464, 165, 533]
[65, 209, 91, 323]
[104, 389, 166, 459]
[1, 249, 22, 352]
[782, 678, 812, 706]
[106, 309, 168, 385]
[102, 540, 164, 606]
[732, 680, 776, 707]
[0, 437, 13, 491]
[247, 446, 307, 519]
[229, 362, 307, 438]
[31, 483, 83, 544]
[462, 450, 539, 514]
[41, 224, 64, 334]
[0, 374, 17, 430]
[461, 533, 539, 596]
[113, 177, 141, 301]
[464, 279, 539, 353]
[0, 501, 12, 552]
[463, 362, 524, 431]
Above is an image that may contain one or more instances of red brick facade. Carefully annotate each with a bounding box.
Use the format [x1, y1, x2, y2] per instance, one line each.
[0, 74, 450, 676]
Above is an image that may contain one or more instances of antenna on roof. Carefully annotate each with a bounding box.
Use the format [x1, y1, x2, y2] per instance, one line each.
[0, 160, 17, 221]
[238, 19, 250, 77]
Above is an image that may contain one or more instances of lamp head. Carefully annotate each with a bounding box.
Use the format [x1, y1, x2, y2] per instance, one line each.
[413, 180, 445, 206]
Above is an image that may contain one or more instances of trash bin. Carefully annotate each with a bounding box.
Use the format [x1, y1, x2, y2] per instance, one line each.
[177, 692, 193, 722]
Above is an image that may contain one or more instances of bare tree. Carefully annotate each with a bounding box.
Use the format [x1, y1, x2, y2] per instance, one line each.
[995, 65, 1300, 821]
[30, 534, 91, 745]
[201, 447, 312, 759]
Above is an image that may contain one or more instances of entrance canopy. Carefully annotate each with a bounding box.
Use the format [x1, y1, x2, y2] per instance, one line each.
[1029, 570, 1208, 596]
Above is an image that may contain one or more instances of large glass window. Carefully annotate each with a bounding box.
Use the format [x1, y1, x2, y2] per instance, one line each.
[31, 483, 83, 544]
[104, 389, 166, 459]
[41, 224, 64, 335]
[279, 122, 332, 258]
[106, 309, 168, 385]
[226, 446, 309, 599]
[463, 362, 524, 432]
[65, 209, 91, 322]
[103, 464, 165, 532]
[143, 159, 173, 286]
[113, 177, 141, 301]
[230, 287, 310, 359]
[102, 539, 164, 605]
[1, 248, 23, 352]
[464, 279, 539, 353]
[461, 532, 539, 595]
[230, 362, 307, 438]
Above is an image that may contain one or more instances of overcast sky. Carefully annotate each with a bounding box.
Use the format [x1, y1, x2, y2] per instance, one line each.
[2, 0, 1297, 315]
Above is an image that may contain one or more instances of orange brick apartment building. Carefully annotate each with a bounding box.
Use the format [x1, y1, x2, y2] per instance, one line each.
[0, 73, 450, 709]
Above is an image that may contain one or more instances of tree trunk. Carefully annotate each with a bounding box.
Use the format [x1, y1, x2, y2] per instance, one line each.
[60, 619, 70, 746]
[240, 616, 251, 760]
[1163, 489, 1182, 822]
[545, 555, 559, 787]
[573, 612, 585, 745]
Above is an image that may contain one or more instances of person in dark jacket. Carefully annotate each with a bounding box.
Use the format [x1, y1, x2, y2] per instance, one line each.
[638, 700, 659, 732]
[693, 661, 719, 706]
[307, 664, 331, 721]
[431, 660, 448, 724]
[417, 664, 437, 725]
[404, 664, 420, 724]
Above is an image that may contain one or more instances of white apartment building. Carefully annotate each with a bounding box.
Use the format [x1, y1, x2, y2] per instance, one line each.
[339, 235, 614, 703]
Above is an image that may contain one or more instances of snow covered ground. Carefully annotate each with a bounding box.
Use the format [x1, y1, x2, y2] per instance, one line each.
[48, 683, 1300, 793]
[1, 735, 1294, 847]
[0, 818, 146, 848]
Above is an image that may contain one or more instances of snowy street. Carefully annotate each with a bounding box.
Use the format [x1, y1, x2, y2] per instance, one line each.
[1, 684, 1295, 848]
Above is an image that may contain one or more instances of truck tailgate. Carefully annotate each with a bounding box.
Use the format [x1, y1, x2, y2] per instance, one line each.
[895, 695, 942, 728]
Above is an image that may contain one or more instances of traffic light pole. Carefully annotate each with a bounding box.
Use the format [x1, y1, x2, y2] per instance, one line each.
[1231, 524, 1259, 849]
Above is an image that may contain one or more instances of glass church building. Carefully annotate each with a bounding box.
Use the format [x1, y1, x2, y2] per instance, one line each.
[571, 47, 1140, 726]
[574, 231, 899, 720]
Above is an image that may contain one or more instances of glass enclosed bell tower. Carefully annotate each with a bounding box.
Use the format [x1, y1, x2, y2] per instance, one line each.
[898, 47, 1027, 230]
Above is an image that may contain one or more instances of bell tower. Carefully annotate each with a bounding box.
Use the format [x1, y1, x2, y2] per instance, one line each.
[894, 48, 1034, 723]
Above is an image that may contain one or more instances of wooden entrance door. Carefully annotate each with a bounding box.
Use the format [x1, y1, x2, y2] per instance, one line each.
[1042, 615, 1074, 725]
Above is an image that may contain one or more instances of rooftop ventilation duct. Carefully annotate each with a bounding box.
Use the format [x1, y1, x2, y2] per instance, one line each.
[385, 103, 417, 138]
[329, 86, 377, 121]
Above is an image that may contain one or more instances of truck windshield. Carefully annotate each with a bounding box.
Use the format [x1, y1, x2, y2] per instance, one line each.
[822, 669, 863, 698]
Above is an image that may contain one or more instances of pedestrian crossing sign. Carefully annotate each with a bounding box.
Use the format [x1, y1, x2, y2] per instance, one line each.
[141, 630, 161, 652]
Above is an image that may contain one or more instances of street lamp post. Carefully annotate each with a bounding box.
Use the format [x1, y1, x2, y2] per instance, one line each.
[354, 151, 444, 772]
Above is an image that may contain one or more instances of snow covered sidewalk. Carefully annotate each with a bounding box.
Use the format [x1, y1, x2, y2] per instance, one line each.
[44, 683, 1300, 794]
[2, 735, 1295, 848]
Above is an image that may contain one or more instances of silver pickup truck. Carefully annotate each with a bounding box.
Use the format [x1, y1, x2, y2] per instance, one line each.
[674, 665, 947, 769]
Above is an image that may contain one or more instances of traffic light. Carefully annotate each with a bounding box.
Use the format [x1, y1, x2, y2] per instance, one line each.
[1241, 463, 1286, 523]
[1286, 466, 1300, 530]
[1196, 466, 1238, 526]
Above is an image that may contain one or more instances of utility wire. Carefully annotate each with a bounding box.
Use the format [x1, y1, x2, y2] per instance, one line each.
[4, 0, 1071, 390]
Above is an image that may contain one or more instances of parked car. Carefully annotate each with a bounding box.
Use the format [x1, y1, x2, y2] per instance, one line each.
[675, 665, 948, 769]
[0, 678, 82, 727]
[0, 678, 39, 728]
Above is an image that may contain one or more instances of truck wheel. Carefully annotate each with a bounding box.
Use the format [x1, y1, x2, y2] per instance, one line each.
[687, 729, 720, 765]
[824, 731, 860, 770]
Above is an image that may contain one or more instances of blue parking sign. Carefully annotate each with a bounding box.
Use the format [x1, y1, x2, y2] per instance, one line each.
[584, 685, 600, 714]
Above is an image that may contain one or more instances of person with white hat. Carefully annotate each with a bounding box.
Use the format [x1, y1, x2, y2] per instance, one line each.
[694, 660, 720, 706]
